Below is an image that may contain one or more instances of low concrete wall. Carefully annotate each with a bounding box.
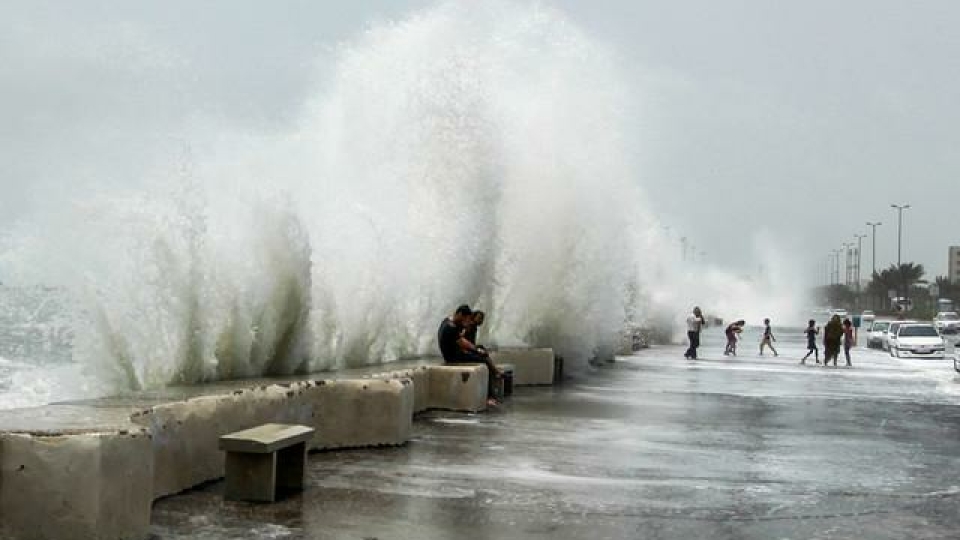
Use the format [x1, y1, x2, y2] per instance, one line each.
[0, 429, 153, 540]
[427, 365, 489, 412]
[132, 377, 415, 499]
[491, 348, 556, 385]
[131, 383, 315, 499]
[0, 352, 550, 539]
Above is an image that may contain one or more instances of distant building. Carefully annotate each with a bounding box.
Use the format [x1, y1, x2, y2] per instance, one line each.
[950, 246, 960, 284]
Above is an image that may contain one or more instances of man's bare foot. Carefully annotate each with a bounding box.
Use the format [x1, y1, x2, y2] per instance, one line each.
[486, 398, 501, 407]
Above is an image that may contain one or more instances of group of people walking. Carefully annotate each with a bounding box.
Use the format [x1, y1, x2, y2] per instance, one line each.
[685, 307, 856, 367]
[801, 315, 855, 367]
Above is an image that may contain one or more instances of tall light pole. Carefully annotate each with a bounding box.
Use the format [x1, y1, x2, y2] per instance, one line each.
[866, 221, 882, 311]
[891, 204, 911, 304]
[865, 221, 882, 278]
[854, 234, 867, 309]
[842, 242, 854, 286]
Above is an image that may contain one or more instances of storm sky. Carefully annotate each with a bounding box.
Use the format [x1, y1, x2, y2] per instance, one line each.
[2, 0, 958, 280]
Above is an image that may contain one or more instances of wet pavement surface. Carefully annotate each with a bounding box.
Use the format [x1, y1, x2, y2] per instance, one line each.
[151, 335, 960, 539]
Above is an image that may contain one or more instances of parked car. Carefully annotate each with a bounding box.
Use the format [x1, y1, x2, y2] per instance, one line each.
[933, 312, 959, 331]
[889, 323, 946, 359]
[884, 321, 913, 352]
[867, 320, 891, 349]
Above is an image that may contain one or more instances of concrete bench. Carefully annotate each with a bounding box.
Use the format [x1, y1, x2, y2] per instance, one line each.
[219, 423, 315, 502]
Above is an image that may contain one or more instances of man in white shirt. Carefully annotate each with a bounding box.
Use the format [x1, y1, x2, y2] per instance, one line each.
[684, 306, 705, 359]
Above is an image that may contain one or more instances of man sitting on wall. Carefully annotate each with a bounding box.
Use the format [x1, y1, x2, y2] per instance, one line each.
[463, 310, 486, 352]
[438, 305, 501, 406]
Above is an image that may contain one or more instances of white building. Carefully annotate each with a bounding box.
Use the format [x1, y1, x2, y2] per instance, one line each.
[950, 246, 960, 284]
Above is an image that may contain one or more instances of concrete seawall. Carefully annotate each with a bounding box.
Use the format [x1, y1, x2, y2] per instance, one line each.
[0, 350, 554, 540]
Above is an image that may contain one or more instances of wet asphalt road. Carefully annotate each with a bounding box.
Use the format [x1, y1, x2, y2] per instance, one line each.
[151, 334, 960, 539]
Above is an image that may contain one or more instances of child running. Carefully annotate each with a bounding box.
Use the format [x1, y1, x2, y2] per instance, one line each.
[759, 318, 778, 357]
[801, 319, 820, 365]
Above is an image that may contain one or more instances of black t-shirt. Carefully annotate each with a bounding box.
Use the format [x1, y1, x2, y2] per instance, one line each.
[805, 327, 817, 346]
[438, 318, 462, 361]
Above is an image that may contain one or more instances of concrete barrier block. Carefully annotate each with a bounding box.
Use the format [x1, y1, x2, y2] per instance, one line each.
[427, 365, 488, 412]
[306, 378, 413, 450]
[132, 384, 313, 499]
[0, 429, 153, 540]
[368, 365, 431, 413]
[491, 348, 556, 385]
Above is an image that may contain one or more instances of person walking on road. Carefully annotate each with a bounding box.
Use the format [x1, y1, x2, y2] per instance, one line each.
[842, 318, 855, 367]
[759, 318, 778, 357]
[724, 320, 745, 356]
[823, 315, 843, 366]
[684, 307, 706, 360]
[801, 319, 820, 365]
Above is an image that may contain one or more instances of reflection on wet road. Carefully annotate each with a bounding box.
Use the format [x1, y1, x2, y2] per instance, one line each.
[152, 341, 960, 539]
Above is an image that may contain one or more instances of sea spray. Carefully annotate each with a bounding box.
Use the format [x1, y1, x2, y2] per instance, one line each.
[0, 1, 807, 403]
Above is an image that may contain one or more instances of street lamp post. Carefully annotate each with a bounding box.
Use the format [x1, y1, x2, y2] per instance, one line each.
[866, 221, 882, 310]
[890, 204, 911, 305]
[854, 234, 867, 310]
[865, 221, 882, 277]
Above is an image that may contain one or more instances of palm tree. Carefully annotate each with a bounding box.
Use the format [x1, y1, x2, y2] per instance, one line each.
[892, 262, 925, 293]
[866, 263, 925, 311]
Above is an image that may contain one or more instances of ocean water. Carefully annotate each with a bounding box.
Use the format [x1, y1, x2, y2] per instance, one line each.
[0, 286, 87, 409]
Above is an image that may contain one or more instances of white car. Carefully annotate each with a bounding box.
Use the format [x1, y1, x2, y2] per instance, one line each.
[883, 321, 906, 351]
[867, 320, 891, 349]
[890, 323, 945, 359]
[934, 312, 959, 331]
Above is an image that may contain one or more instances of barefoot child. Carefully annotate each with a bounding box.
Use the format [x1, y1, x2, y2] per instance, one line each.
[801, 319, 820, 365]
[842, 318, 855, 367]
[760, 318, 778, 357]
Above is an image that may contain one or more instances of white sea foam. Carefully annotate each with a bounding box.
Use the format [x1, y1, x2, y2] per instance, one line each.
[0, 1, 809, 401]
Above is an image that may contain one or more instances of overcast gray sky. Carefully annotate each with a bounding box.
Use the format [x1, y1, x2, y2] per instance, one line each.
[2, 0, 958, 280]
